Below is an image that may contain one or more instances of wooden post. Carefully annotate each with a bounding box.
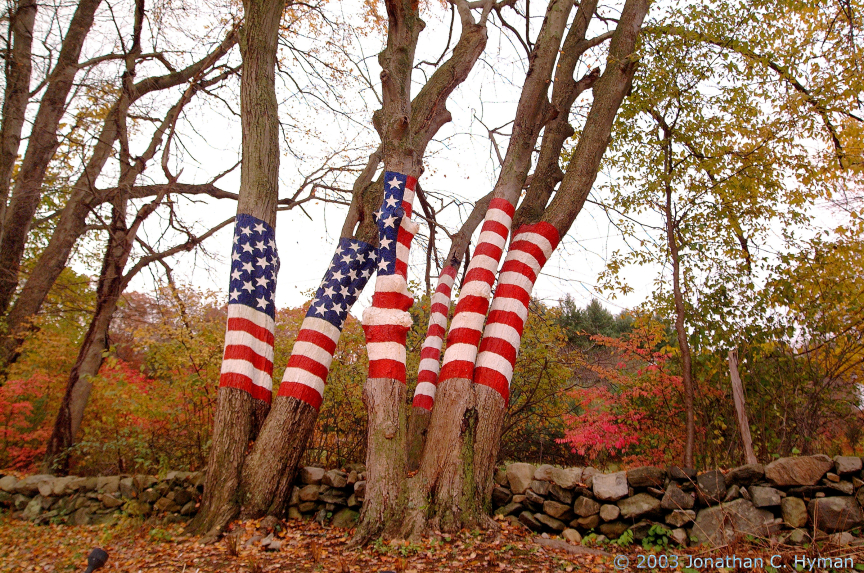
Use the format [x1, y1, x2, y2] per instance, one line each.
[728, 348, 757, 465]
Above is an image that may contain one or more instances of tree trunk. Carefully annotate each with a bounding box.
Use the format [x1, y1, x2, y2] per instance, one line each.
[0, 0, 37, 232]
[190, 0, 284, 540]
[728, 348, 757, 465]
[0, 0, 103, 315]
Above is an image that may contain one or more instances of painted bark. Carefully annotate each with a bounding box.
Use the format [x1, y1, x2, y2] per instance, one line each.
[190, 0, 285, 540]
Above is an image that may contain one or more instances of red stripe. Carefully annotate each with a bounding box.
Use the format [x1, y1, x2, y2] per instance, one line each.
[435, 282, 452, 297]
[428, 323, 446, 339]
[223, 345, 273, 374]
[402, 200, 413, 218]
[480, 219, 510, 239]
[295, 329, 337, 355]
[508, 240, 548, 269]
[363, 324, 409, 344]
[499, 259, 538, 284]
[219, 372, 272, 403]
[430, 302, 448, 316]
[405, 176, 418, 191]
[488, 198, 515, 217]
[278, 381, 323, 410]
[372, 291, 413, 310]
[417, 370, 439, 384]
[227, 317, 274, 345]
[439, 360, 474, 382]
[477, 337, 517, 364]
[447, 327, 483, 347]
[474, 367, 509, 403]
[486, 309, 526, 335]
[368, 359, 406, 382]
[395, 259, 408, 278]
[441, 265, 458, 278]
[494, 283, 531, 308]
[397, 229, 414, 248]
[464, 267, 496, 286]
[412, 394, 434, 411]
[514, 221, 560, 248]
[420, 346, 441, 360]
[453, 294, 490, 315]
[474, 241, 503, 262]
[285, 354, 329, 381]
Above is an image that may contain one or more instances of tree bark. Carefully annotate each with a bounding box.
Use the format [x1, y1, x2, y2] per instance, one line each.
[0, 0, 103, 315]
[0, 0, 38, 232]
[728, 348, 757, 465]
[191, 0, 285, 540]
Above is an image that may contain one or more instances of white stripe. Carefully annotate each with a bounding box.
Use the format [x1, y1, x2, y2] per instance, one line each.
[422, 336, 444, 352]
[228, 303, 275, 332]
[221, 359, 272, 391]
[292, 341, 335, 369]
[396, 242, 410, 263]
[442, 342, 480, 363]
[367, 341, 407, 361]
[459, 281, 491, 300]
[402, 187, 416, 203]
[362, 307, 413, 327]
[414, 381, 437, 398]
[489, 296, 529, 321]
[478, 229, 507, 250]
[512, 231, 555, 257]
[282, 368, 325, 395]
[224, 330, 274, 360]
[507, 249, 544, 273]
[418, 357, 441, 373]
[438, 272, 456, 288]
[431, 291, 450, 306]
[475, 350, 515, 379]
[374, 274, 411, 296]
[483, 322, 522, 350]
[299, 317, 341, 343]
[400, 216, 419, 235]
[485, 207, 514, 228]
[449, 311, 485, 331]
[430, 312, 448, 329]
[468, 254, 500, 274]
[498, 271, 535, 294]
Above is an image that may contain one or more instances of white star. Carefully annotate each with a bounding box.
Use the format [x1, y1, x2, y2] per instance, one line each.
[383, 215, 397, 228]
[374, 208, 384, 221]
[253, 222, 266, 234]
[242, 243, 254, 254]
[242, 281, 254, 293]
[323, 285, 335, 298]
[338, 302, 347, 313]
[348, 268, 357, 280]
[268, 238, 276, 250]
[233, 234, 239, 244]
[388, 175, 402, 189]
[231, 269, 242, 281]
[380, 237, 393, 249]
[349, 241, 359, 251]
[341, 253, 353, 264]
[335, 246, 343, 257]
[256, 257, 270, 268]
[312, 302, 325, 316]
[256, 276, 271, 288]
[231, 251, 241, 262]
[378, 259, 390, 271]
[361, 268, 372, 279]
[385, 196, 399, 208]
[256, 296, 269, 309]
[240, 226, 252, 236]
[242, 261, 254, 273]
[229, 289, 240, 300]
[253, 240, 265, 252]
[332, 270, 344, 282]
[340, 285, 351, 297]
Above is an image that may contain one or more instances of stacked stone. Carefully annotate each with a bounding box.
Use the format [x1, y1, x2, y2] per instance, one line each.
[0, 471, 204, 526]
[284, 465, 366, 528]
[491, 455, 864, 547]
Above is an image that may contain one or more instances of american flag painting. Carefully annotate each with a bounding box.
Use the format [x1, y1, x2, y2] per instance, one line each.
[412, 264, 457, 410]
[278, 237, 377, 410]
[363, 171, 418, 383]
[438, 198, 515, 384]
[474, 221, 560, 403]
[219, 214, 280, 403]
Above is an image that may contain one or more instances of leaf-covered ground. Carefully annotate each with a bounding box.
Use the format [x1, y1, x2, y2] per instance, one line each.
[2, 514, 864, 572]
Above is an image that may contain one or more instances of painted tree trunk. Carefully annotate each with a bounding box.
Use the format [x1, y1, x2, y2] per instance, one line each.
[239, 237, 377, 518]
[190, 0, 284, 540]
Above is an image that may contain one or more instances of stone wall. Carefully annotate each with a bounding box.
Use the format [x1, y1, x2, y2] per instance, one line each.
[491, 455, 864, 547]
[3, 455, 864, 547]
[0, 465, 367, 529]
